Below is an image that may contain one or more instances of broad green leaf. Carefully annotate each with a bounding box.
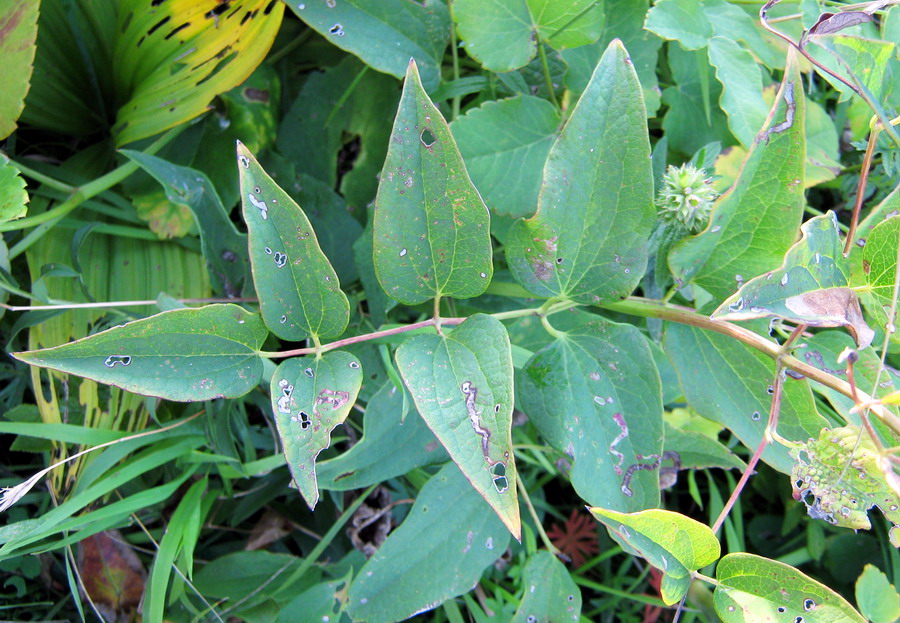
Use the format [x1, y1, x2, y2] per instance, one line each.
[791, 425, 900, 545]
[0, 154, 28, 224]
[644, 0, 713, 50]
[354, 217, 396, 328]
[590, 507, 721, 605]
[113, 0, 283, 145]
[453, 0, 535, 72]
[669, 55, 806, 307]
[14, 304, 267, 401]
[277, 571, 351, 623]
[714, 553, 867, 622]
[517, 312, 663, 510]
[123, 151, 250, 298]
[818, 35, 896, 104]
[452, 95, 560, 219]
[708, 36, 770, 148]
[237, 142, 350, 340]
[0, 0, 39, 139]
[850, 180, 900, 283]
[863, 215, 900, 311]
[289, 0, 449, 92]
[395, 314, 520, 538]
[271, 352, 363, 509]
[527, 0, 604, 50]
[505, 40, 654, 303]
[856, 564, 900, 623]
[713, 213, 874, 349]
[373, 60, 493, 305]
[347, 462, 511, 623]
[317, 381, 447, 491]
[663, 423, 746, 472]
[512, 551, 582, 622]
[805, 99, 843, 188]
[663, 322, 828, 474]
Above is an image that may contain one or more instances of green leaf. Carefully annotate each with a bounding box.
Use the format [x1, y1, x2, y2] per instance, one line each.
[452, 95, 560, 220]
[505, 40, 654, 303]
[317, 381, 447, 491]
[373, 60, 493, 305]
[512, 551, 582, 622]
[527, 0, 604, 50]
[271, 351, 363, 509]
[517, 312, 663, 510]
[395, 314, 520, 538]
[644, 0, 714, 50]
[669, 56, 806, 307]
[863, 215, 900, 312]
[347, 462, 511, 623]
[663, 423, 746, 472]
[856, 564, 900, 623]
[714, 553, 867, 622]
[123, 150, 250, 298]
[113, 0, 284, 145]
[791, 425, 900, 544]
[663, 322, 828, 474]
[237, 142, 350, 340]
[707, 36, 770, 148]
[452, 0, 535, 72]
[589, 507, 720, 605]
[0, 154, 28, 224]
[0, 0, 39, 139]
[288, 0, 449, 92]
[714, 213, 874, 349]
[13, 304, 267, 401]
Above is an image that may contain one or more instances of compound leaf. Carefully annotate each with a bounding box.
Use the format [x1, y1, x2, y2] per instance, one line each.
[13, 304, 267, 401]
[271, 352, 363, 509]
[237, 142, 350, 341]
[395, 314, 520, 538]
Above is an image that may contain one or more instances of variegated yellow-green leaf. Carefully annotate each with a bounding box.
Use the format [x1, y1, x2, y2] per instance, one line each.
[237, 142, 350, 341]
[113, 0, 284, 145]
[271, 352, 363, 509]
[0, 0, 39, 139]
[373, 60, 493, 305]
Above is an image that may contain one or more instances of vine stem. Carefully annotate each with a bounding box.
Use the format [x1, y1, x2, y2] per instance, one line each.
[516, 475, 566, 559]
[536, 39, 559, 109]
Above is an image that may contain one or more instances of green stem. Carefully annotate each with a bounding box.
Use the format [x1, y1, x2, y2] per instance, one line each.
[6, 160, 76, 194]
[516, 475, 563, 557]
[693, 572, 718, 586]
[537, 41, 559, 109]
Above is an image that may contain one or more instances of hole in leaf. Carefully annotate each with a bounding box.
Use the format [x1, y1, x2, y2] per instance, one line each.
[420, 128, 436, 147]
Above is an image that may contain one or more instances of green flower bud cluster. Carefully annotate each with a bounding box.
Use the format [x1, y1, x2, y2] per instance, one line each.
[656, 163, 717, 233]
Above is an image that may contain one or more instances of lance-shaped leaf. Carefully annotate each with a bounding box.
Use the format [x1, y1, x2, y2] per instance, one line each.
[713, 213, 874, 349]
[237, 142, 350, 341]
[13, 305, 267, 401]
[373, 60, 493, 305]
[590, 508, 720, 605]
[669, 52, 806, 307]
[271, 352, 363, 509]
[714, 553, 866, 622]
[347, 462, 511, 622]
[791, 425, 900, 546]
[395, 314, 520, 538]
[0, 0, 39, 139]
[504, 40, 654, 303]
[512, 551, 582, 622]
[517, 312, 663, 511]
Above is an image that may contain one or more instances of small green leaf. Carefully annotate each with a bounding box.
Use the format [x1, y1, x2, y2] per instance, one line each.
[271, 352, 363, 509]
[856, 564, 900, 623]
[347, 462, 511, 623]
[714, 553, 867, 622]
[864, 215, 900, 311]
[644, 0, 714, 50]
[791, 425, 900, 544]
[288, 0, 449, 92]
[453, 0, 535, 72]
[669, 54, 806, 307]
[663, 423, 746, 472]
[714, 213, 873, 349]
[517, 312, 663, 510]
[13, 305, 267, 401]
[512, 551, 582, 622]
[0, 0, 39, 139]
[373, 60, 493, 305]
[505, 40, 655, 303]
[0, 154, 28, 224]
[708, 36, 769, 148]
[527, 0, 604, 50]
[590, 507, 721, 605]
[395, 314, 520, 538]
[237, 142, 350, 340]
[664, 322, 828, 474]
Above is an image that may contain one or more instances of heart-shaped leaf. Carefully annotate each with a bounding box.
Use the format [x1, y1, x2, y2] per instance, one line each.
[590, 507, 720, 605]
[714, 553, 866, 622]
[504, 39, 655, 303]
[373, 60, 493, 305]
[271, 351, 363, 509]
[13, 304, 268, 401]
[395, 314, 520, 538]
[237, 142, 350, 341]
